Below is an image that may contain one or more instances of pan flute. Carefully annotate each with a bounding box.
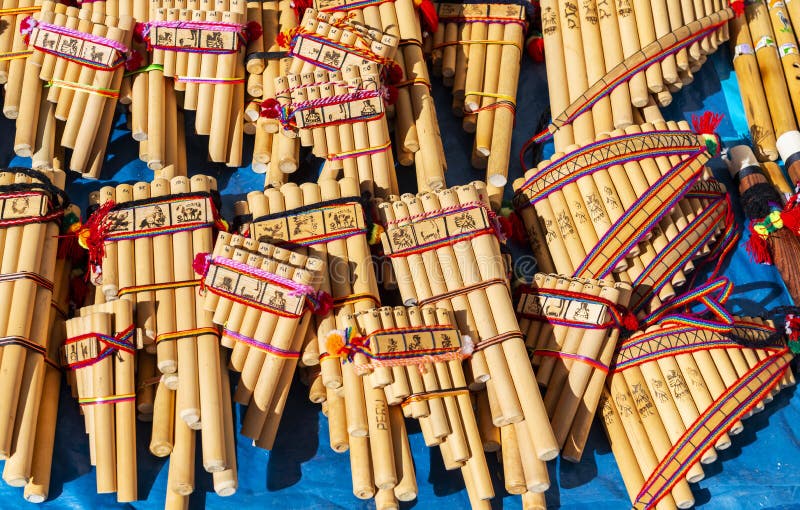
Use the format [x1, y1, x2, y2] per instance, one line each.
[0, 167, 70, 494]
[379, 182, 559, 470]
[0, 0, 42, 103]
[140, 0, 260, 166]
[601, 312, 794, 510]
[78, 175, 233, 504]
[195, 231, 327, 446]
[63, 299, 138, 502]
[10, 2, 136, 177]
[311, 0, 448, 190]
[325, 305, 491, 507]
[428, 1, 527, 202]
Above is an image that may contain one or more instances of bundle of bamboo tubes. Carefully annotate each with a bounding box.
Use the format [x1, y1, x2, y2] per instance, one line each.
[195, 231, 326, 448]
[379, 183, 559, 474]
[81, 175, 233, 505]
[141, 0, 257, 166]
[10, 2, 135, 177]
[0, 0, 41, 98]
[63, 299, 138, 501]
[601, 314, 794, 510]
[309, 0, 448, 191]
[428, 1, 527, 203]
[0, 168, 69, 498]
[328, 304, 492, 508]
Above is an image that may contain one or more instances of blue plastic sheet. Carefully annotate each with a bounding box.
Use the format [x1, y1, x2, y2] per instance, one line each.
[0, 46, 798, 509]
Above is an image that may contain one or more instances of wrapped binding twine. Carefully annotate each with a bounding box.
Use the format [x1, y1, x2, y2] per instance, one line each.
[63, 299, 138, 502]
[323, 305, 492, 508]
[12, 2, 138, 177]
[194, 232, 328, 449]
[379, 183, 559, 485]
[427, 0, 529, 203]
[601, 304, 794, 510]
[76, 175, 234, 506]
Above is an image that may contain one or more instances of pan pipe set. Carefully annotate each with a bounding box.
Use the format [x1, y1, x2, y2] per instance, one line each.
[601, 312, 794, 510]
[310, 0, 448, 192]
[139, 0, 258, 166]
[81, 175, 233, 505]
[322, 305, 492, 508]
[0, 0, 41, 104]
[9, 2, 135, 177]
[379, 182, 557, 505]
[265, 9, 399, 198]
[63, 299, 137, 501]
[730, 0, 800, 161]
[194, 231, 327, 448]
[244, 0, 299, 181]
[427, 0, 527, 201]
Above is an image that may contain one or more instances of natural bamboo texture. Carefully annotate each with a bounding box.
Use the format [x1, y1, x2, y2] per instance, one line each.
[601, 316, 794, 510]
[380, 182, 559, 462]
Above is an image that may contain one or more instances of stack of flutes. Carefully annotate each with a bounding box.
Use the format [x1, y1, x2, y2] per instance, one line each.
[0, 0, 41, 107]
[329, 305, 489, 508]
[195, 231, 326, 448]
[601, 314, 794, 510]
[63, 299, 138, 502]
[729, 0, 800, 161]
[11, 2, 135, 177]
[246, 0, 299, 183]
[428, 1, 526, 203]
[141, 0, 255, 166]
[244, 178, 392, 502]
[273, 9, 399, 198]
[379, 182, 557, 507]
[84, 175, 233, 506]
[0, 168, 69, 496]
[310, 0, 448, 192]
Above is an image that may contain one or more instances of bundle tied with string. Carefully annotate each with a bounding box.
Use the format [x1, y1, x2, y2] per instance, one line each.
[0, 167, 73, 494]
[426, 0, 530, 203]
[193, 231, 330, 447]
[323, 305, 493, 508]
[63, 299, 138, 502]
[728, 144, 800, 306]
[12, 2, 138, 177]
[600, 277, 794, 510]
[140, 0, 262, 165]
[73, 175, 232, 504]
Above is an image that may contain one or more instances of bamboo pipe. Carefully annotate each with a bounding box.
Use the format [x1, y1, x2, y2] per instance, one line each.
[152, 178, 178, 374]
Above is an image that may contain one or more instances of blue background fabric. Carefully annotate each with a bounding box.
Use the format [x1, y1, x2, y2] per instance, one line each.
[0, 44, 798, 510]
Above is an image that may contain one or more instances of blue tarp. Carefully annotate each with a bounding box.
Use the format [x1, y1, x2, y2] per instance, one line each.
[0, 45, 797, 509]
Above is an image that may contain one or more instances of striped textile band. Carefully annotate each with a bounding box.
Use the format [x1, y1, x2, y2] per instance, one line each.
[633, 347, 791, 509]
[22, 17, 130, 71]
[79, 393, 136, 406]
[385, 226, 497, 258]
[63, 325, 136, 370]
[0, 336, 46, 356]
[0, 50, 33, 61]
[329, 140, 392, 161]
[46, 79, 120, 98]
[332, 292, 381, 309]
[223, 329, 300, 358]
[0, 6, 40, 15]
[0, 271, 54, 292]
[516, 286, 635, 331]
[117, 279, 201, 297]
[141, 19, 252, 54]
[417, 277, 508, 308]
[155, 326, 220, 344]
[533, 349, 609, 373]
[287, 31, 394, 71]
[317, 0, 394, 12]
[401, 387, 471, 407]
[474, 330, 524, 351]
[529, 9, 732, 143]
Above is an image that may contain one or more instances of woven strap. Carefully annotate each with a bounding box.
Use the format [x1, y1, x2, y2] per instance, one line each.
[155, 326, 220, 344]
[401, 387, 470, 407]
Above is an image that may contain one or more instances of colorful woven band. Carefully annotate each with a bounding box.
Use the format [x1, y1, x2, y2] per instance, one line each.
[79, 393, 136, 406]
[530, 9, 732, 143]
[0, 50, 33, 61]
[474, 330, 523, 351]
[0, 183, 68, 228]
[0, 271, 55, 292]
[223, 329, 300, 358]
[0, 336, 46, 356]
[193, 253, 330, 318]
[317, 0, 394, 12]
[0, 6, 40, 15]
[21, 17, 130, 70]
[155, 326, 220, 344]
[332, 292, 382, 309]
[250, 196, 367, 246]
[140, 19, 254, 54]
[176, 76, 245, 84]
[46, 79, 120, 98]
[401, 387, 471, 407]
[267, 84, 387, 129]
[287, 29, 395, 71]
[516, 285, 636, 331]
[533, 349, 609, 373]
[117, 279, 201, 297]
[417, 277, 508, 308]
[329, 140, 392, 161]
[63, 325, 136, 370]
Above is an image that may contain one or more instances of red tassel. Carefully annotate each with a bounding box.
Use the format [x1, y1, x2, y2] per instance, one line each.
[730, 0, 745, 17]
[276, 30, 293, 49]
[691, 111, 724, 135]
[244, 21, 263, 43]
[386, 62, 404, 84]
[414, 0, 439, 34]
[75, 200, 117, 273]
[192, 253, 211, 277]
[508, 211, 527, 243]
[259, 98, 281, 119]
[781, 205, 800, 235]
[133, 22, 146, 44]
[124, 50, 143, 72]
[786, 314, 800, 353]
[290, 0, 312, 20]
[745, 230, 773, 264]
[384, 85, 399, 106]
[526, 33, 544, 62]
[621, 311, 640, 333]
